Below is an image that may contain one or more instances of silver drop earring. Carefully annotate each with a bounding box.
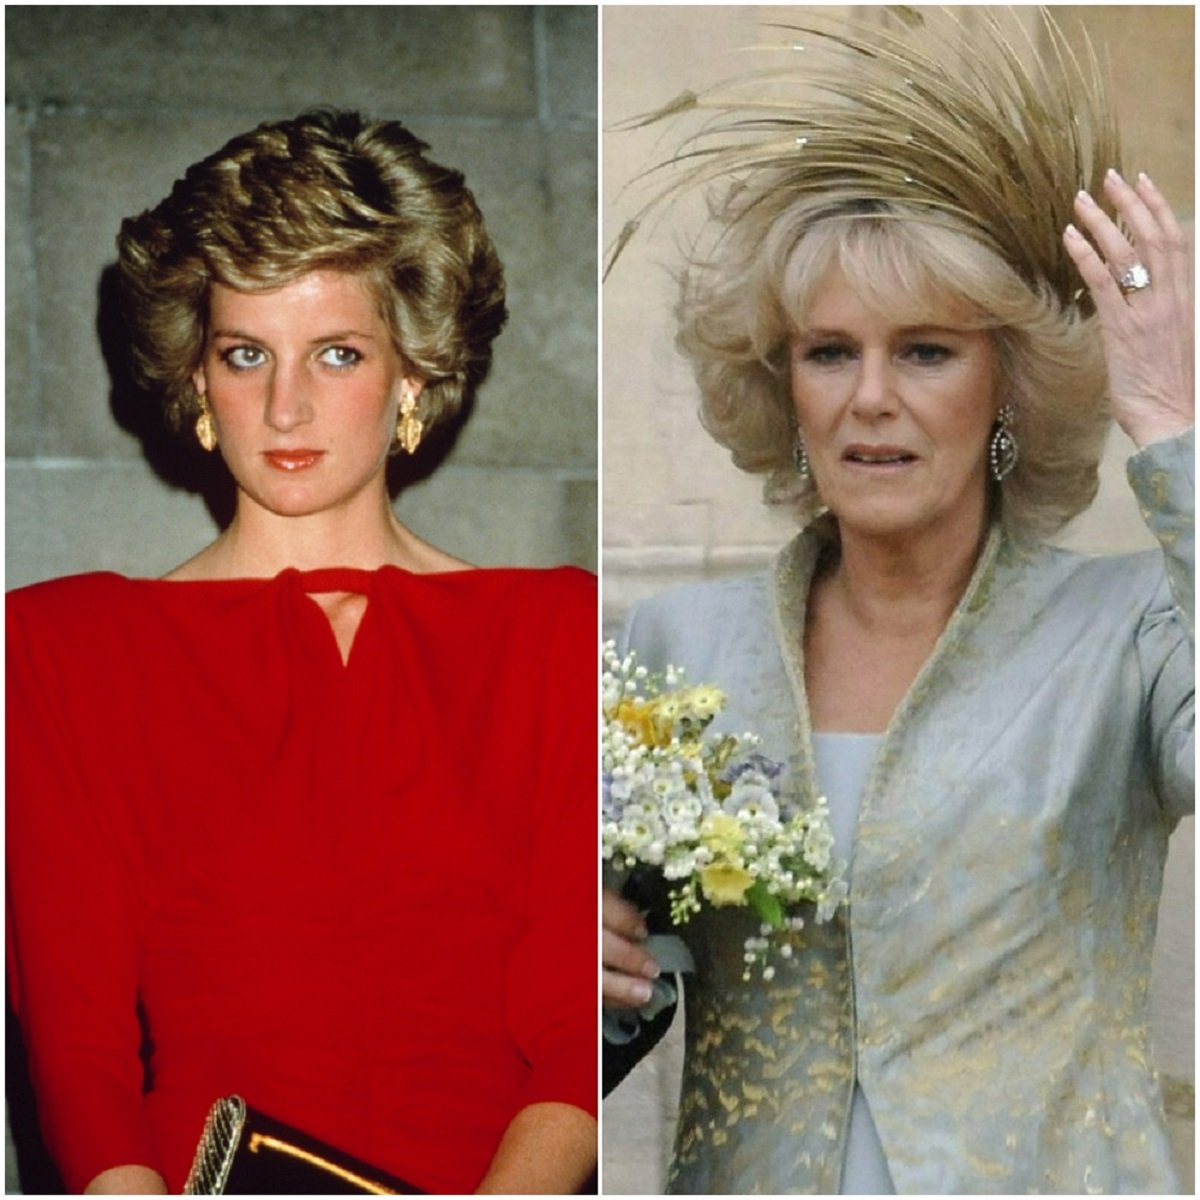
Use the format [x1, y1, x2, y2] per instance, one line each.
[990, 403, 1018, 482]
[793, 434, 811, 481]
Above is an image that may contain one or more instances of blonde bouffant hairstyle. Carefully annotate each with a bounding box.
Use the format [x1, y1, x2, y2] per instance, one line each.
[117, 109, 507, 438]
[617, 10, 1120, 544]
[677, 189, 1111, 545]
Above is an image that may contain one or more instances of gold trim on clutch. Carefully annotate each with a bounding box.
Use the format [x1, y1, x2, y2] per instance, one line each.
[183, 1095, 247, 1195]
[246, 1132, 398, 1194]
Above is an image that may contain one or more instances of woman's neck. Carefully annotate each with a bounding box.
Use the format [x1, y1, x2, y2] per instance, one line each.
[826, 516, 989, 640]
[165, 490, 467, 580]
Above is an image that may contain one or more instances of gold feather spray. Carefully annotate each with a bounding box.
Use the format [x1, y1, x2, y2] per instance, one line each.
[606, 6, 1120, 312]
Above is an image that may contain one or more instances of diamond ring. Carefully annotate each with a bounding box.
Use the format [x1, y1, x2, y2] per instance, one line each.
[1118, 263, 1152, 295]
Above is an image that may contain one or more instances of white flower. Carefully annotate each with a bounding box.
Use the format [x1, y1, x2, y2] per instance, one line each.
[599, 644, 845, 982]
[663, 848, 699, 879]
[665, 792, 703, 822]
[619, 806, 667, 863]
[723, 777, 781, 834]
[816, 877, 848, 923]
[802, 820, 834, 872]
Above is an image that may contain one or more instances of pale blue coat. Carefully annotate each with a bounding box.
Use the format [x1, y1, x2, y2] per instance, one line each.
[622, 430, 1193, 1194]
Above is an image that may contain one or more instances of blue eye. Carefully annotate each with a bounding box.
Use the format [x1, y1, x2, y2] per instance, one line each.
[319, 346, 362, 368]
[804, 344, 852, 365]
[222, 345, 266, 370]
[906, 343, 952, 364]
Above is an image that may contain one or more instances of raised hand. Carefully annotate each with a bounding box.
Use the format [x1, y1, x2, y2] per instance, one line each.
[1064, 169, 1194, 448]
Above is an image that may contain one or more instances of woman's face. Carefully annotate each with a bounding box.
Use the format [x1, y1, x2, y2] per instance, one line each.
[790, 268, 1000, 546]
[193, 269, 420, 521]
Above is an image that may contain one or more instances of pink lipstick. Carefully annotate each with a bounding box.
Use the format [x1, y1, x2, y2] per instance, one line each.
[263, 450, 323, 472]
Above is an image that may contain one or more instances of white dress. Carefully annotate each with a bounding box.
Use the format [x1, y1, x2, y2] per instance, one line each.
[812, 732, 895, 1195]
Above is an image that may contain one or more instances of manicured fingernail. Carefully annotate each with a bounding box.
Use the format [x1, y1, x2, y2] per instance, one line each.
[1064, 223, 1083, 240]
[1138, 171, 1154, 187]
[1076, 189, 1095, 206]
[1106, 167, 1124, 184]
[630, 980, 653, 1004]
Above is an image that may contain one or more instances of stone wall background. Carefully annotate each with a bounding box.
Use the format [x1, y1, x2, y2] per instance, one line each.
[602, 5, 1194, 1192]
[6, 5, 597, 588]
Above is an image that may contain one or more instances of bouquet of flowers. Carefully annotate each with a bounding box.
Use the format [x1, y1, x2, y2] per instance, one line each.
[602, 641, 847, 981]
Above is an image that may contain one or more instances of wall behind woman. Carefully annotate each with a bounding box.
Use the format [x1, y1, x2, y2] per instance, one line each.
[6, 5, 596, 588]
[602, 5, 1193, 1192]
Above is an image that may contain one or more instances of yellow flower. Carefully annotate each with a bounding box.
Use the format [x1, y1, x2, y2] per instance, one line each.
[645, 695, 684, 745]
[681, 685, 725, 720]
[699, 811, 743, 857]
[699, 863, 754, 906]
[614, 699, 657, 746]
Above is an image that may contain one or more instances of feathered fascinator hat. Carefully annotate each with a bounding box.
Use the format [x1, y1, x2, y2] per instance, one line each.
[608, 6, 1120, 314]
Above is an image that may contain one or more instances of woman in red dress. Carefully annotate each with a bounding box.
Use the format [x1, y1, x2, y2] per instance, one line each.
[7, 109, 597, 1194]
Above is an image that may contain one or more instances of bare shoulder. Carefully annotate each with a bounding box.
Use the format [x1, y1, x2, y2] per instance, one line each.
[160, 541, 227, 581]
[402, 531, 475, 575]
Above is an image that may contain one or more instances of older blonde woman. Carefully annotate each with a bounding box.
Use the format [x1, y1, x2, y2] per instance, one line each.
[603, 11, 1192, 1194]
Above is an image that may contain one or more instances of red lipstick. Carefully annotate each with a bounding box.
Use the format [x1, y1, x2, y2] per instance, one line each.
[263, 450, 323, 472]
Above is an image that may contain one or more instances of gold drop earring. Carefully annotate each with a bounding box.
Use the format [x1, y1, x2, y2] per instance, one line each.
[396, 390, 424, 454]
[195, 394, 218, 452]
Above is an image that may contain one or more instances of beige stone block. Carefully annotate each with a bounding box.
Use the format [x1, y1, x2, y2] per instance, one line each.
[6, 460, 222, 588]
[33, 112, 261, 460]
[602, 546, 712, 637]
[1057, 7, 1193, 217]
[602, 362, 728, 541]
[561, 477, 599, 572]
[427, 126, 597, 471]
[543, 6, 598, 124]
[6, 105, 38, 458]
[7, 7, 536, 118]
[602, 277, 691, 467]
[1152, 821, 1195, 1076]
[604, 497, 709, 552]
[394, 464, 595, 570]
[1054, 426, 1161, 556]
[708, 481, 797, 550]
[602, 1013, 683, 1194]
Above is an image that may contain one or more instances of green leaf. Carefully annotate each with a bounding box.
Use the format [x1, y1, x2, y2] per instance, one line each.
[747, 880, 785, 929]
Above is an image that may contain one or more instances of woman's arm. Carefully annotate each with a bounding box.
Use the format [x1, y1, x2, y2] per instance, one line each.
[7, 592, 162, 1191]
[83, 1164, 167, 1194]
[487, 574, 598, 1192]
[474, 1102, 596, 1194]
[1128, 429, 1195, 821]
[1066, 173, 1194, 822]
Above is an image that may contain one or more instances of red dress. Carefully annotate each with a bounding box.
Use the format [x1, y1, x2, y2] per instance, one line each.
[7, 565, 597, 1194]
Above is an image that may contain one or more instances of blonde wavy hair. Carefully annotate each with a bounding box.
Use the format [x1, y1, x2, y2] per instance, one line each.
[677, 191, 1110, 543]
[117, 109, 507, 438]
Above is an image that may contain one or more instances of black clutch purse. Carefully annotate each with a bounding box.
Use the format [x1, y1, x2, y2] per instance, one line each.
[183, 1095, 423, 1195]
